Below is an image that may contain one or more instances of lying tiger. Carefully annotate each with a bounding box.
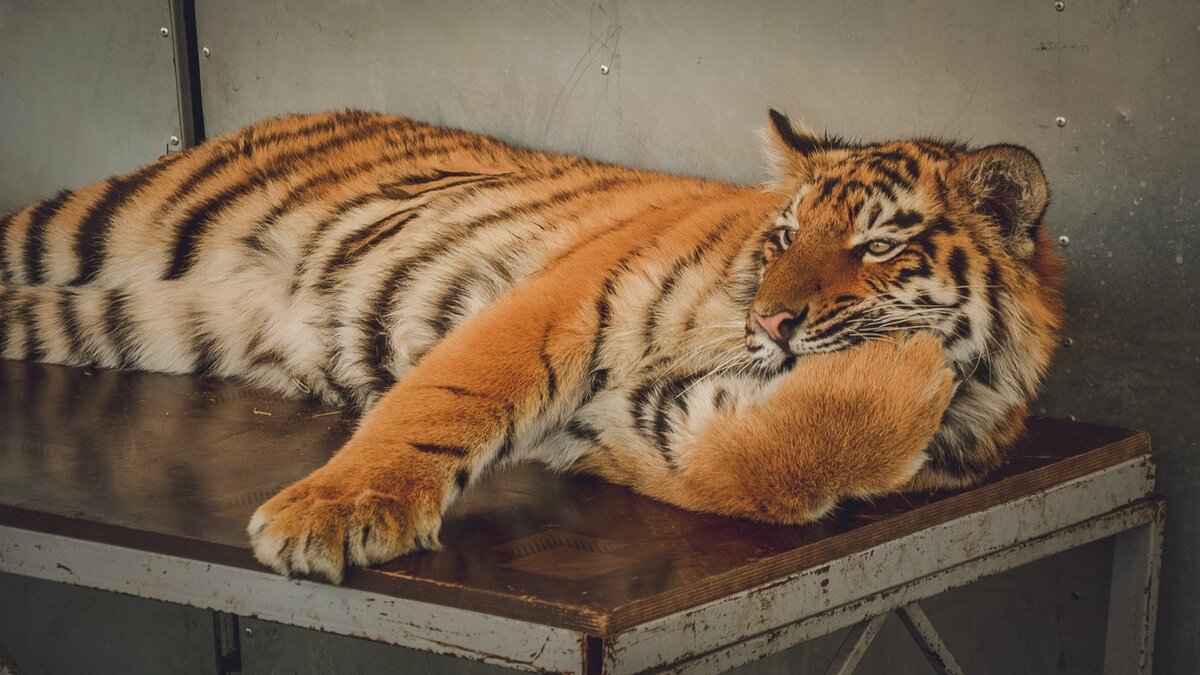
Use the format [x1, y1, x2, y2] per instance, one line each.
[0, 110, 1063, 582]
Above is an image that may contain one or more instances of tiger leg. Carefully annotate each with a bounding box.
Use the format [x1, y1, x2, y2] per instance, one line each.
[583, 334, 956, 523]
[247, 293, 591, 582]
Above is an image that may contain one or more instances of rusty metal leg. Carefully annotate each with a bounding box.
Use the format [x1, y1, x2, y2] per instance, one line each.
[896, 603, 965, 675]
[1103, 505, 1164, 675]
[212, 611, 243, 675]
[823, 613, 888, 675]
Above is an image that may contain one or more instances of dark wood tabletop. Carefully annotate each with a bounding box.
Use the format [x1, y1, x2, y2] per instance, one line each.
[0, 361, 1150, 636]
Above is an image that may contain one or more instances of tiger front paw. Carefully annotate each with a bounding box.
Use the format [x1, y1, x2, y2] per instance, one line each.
[811, 332, 957, 494]
[247, 472, 443, 584]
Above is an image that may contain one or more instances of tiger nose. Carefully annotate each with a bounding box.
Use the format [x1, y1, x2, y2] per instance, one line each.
[754, 311, 797, 342]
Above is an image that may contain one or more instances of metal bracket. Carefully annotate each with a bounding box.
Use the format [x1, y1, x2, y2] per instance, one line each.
[823, 603, 965, 675]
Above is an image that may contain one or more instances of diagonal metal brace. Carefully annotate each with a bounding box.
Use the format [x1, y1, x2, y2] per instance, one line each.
[824, 613, 889, 675]
[897, 602, 966, 675]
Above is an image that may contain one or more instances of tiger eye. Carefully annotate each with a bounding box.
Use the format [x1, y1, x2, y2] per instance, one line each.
[866, 240, 898, 256]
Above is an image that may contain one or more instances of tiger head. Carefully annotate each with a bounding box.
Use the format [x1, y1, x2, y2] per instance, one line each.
[747, 110, 1065, 488]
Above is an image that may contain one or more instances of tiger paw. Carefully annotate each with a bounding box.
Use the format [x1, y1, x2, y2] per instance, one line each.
[247, 474, 443, 583]
[810, 332, 957, 494]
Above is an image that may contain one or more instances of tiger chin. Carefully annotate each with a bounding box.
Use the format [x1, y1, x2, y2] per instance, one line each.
[0, 109, 1062, 583]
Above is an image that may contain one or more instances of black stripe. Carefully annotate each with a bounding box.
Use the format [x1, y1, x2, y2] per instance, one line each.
[430, 384, 490, 399]
[539, 326, 558, 403]
[411, 442, 468, 457]
[429, 268, 482, 339]
[588, 368, 609, 396]
[241, 133, 484, 252]
[318, 211, 420, 290]
[874, 150, 922, 180]
[18, 293, 41, 360]
[163, 117, 397, 279]
[818, 177, 840, 201]
[947, 315, 973, 347]
[651, 373, 704, 468]
[866, 159, 911, 190]
[947, 247, 969, 291]
[835, 180, 867, 204]
[320, 363, 360, 410]
[868, 180, 896, 201]
[455, 470, 470, 491]
[493, 415, 517, 464]
[360, 173, 631, 391]
[23, 190, 72, 284]
[247, 346, 288, 370]
[58, 291, 84, 361]
[310, 167, 546, 293]
[895, 254, 933, 284]
[566, 418, 602, 443]
[71, 154, 185, 285]
[891, 209, 924, 231]
[103, 290, 137, 369]
[191, 329, 223, 375]
[160, 111, 379, 220]
[0, 211, 16, 283]
[641, 220, 730, 357]
[629, 379, 659, 438]
[300, 165, 513, 276]
[713, 387, 731, 411]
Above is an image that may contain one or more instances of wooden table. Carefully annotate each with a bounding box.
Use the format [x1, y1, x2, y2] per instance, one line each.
[0, 362, 1162, 674]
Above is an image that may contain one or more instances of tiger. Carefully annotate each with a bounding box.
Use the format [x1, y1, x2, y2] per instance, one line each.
[0, 109, 1063, 583]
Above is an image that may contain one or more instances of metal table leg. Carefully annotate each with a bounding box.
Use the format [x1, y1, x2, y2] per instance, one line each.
[1103, 505, 1165, 675]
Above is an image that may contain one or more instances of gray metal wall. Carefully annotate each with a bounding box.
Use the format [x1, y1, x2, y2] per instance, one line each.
[1, 0, 1197, 673]
[0, 0, 182, 211]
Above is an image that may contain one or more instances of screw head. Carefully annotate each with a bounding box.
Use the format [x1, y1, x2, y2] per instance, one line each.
[160, 27, 170, 37]
[599, 64, 610, 75]
[1063, 337, 1074, 347]
[1055, 116, 1067, 127]
[169, 135, 180, 146]
[202, 47, 211, 58]
[1054, 1, 1065, 10]
[244, 627, 254, 638]
[1058, 235, 1070, 246]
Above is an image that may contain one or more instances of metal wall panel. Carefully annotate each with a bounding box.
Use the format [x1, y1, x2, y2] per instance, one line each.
[194, 2, 1199, 672]
[0, 0, 183, 212]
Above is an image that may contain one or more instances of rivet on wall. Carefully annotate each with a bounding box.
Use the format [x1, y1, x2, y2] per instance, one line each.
[1055, 116, 1067, 127]
[1058, 235, 1070, 247]
[244, 627, 254, 638]
[1063, 337, 1074, 347]
[202, 47, 211, 58]
[169, 135, 180, 146]
[159, 26, 170, 38]
[599, 64, 610, 75]
[1054, 1, 1065, 11]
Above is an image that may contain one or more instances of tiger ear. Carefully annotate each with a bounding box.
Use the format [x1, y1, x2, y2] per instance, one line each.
[762, 109, 822, 185]
[958, 144, 1050, 255]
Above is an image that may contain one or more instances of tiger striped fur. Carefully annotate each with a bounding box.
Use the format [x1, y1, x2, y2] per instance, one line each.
[0, 110, 1063, 582]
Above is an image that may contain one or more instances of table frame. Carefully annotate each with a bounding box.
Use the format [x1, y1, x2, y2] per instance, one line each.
[0, 456, 1161, 674]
